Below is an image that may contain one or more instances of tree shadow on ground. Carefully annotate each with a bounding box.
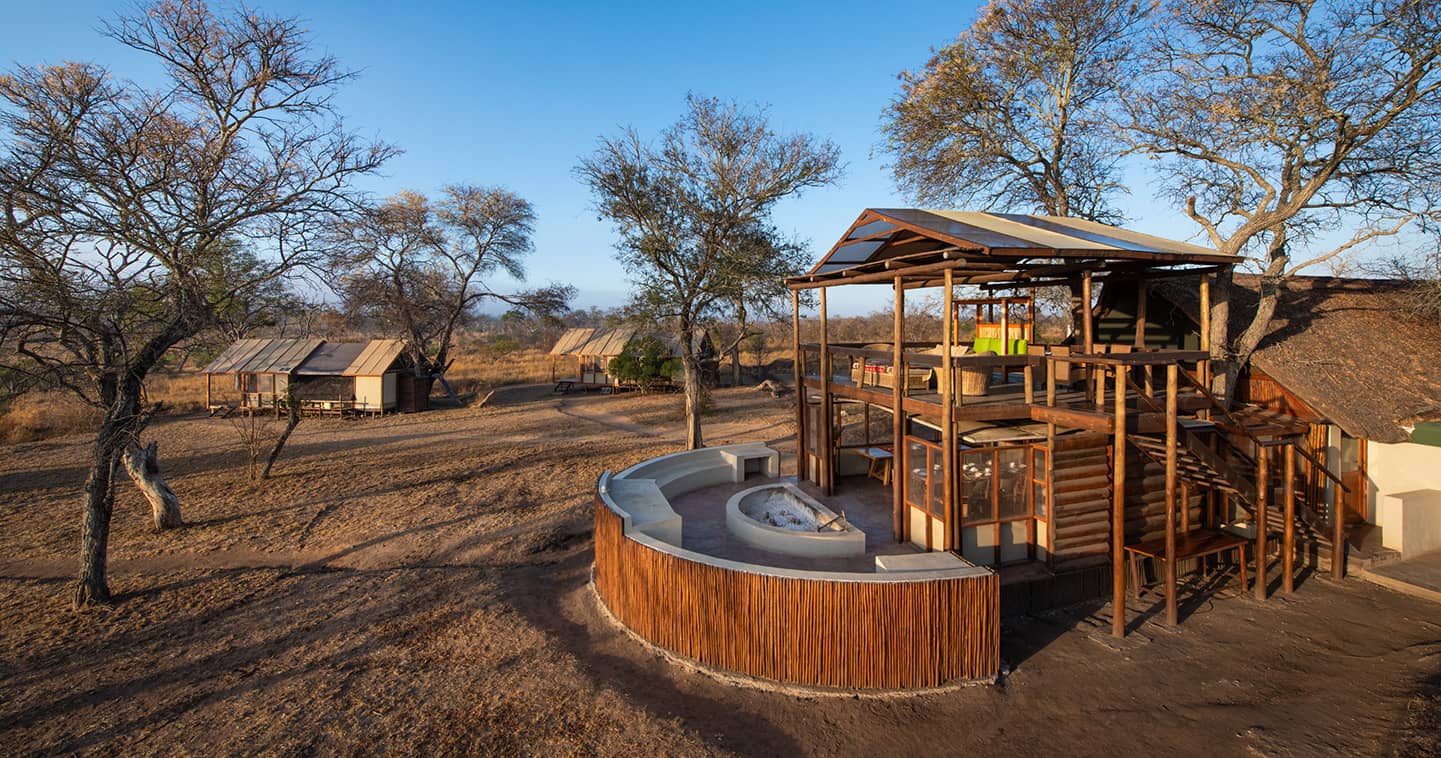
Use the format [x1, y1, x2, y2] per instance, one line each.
[497, 545, 808, 756]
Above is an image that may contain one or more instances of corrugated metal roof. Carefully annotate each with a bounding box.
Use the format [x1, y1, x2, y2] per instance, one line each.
[202, 338, 323, 375]
[801, 208, 1230, 281]
[344, 339, 406, 376]
[550, 328, 596, 355]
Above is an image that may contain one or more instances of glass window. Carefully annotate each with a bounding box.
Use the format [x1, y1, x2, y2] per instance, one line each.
[997, 447, 1030, 519]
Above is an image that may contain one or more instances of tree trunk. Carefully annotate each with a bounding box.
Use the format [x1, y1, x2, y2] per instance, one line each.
[1209, 268, 1235, 406]
[75, 422, 123, 607]
[123, 440, 182, 530]
[682, 355, 704, 450]
[260, 400, 301, 480]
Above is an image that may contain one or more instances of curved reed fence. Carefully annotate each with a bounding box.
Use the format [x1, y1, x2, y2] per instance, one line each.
[593, 495, 1000, 689]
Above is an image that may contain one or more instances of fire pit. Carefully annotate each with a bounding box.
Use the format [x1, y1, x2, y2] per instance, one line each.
[724, 483, 866, 558]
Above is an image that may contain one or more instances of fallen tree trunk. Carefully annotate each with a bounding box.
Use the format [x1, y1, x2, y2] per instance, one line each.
[123, 440, 182, 530]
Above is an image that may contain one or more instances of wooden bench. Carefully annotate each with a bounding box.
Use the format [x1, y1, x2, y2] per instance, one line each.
[1124, 528, 1250, 596]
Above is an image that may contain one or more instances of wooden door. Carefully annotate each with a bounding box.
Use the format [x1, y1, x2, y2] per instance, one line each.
[1338, 433, 1368, 524]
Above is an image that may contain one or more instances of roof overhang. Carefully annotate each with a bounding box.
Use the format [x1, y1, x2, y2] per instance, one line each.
[788, 209, 1235, 290]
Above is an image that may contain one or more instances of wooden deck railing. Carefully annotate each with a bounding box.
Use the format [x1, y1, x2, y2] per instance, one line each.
[593, 492, 1000, 689]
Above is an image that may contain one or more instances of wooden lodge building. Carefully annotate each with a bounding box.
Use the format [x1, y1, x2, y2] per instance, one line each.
[786, 208, 1374, 637]
[203, 338, 430, 416]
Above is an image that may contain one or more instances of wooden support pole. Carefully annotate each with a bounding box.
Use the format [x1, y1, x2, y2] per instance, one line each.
[941, 269, 956, 551]
[893, 276, 906, 543]
[1023, 363, 1034, 404]
[1256, 445, 1269, 601]
[1332, 470, 1346, 580]
[205, 373, 211, 409]
[1135, 281, 1149, 349]
[1000, 301, 1010, 355]
[1199, 274, 1212, 407]
[1181, 482, 1191, 534]
[792, 289, 805, 484]
[1082, 270, 1095, 400]
[820, 287, 833, 496]
[1284, 441, 1296, 594]
[1165, 363, 1179, 626]
[1112, 365, 1129, 638]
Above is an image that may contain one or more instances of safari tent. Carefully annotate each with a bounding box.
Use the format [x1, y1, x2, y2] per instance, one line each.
[203, 338, 424, 416]
[548, 328, 716, 391]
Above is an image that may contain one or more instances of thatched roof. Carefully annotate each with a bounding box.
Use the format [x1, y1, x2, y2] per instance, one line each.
[1157, 275, 1441, 444]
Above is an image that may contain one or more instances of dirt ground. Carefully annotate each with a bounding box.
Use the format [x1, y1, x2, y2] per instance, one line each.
[1, 386, 1438, 756]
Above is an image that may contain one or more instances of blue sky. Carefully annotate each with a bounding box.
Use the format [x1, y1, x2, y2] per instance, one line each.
[3, 1, 1390, 316]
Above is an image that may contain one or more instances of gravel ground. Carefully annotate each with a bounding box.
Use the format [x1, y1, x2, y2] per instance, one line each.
[1, 385, 1437, 756]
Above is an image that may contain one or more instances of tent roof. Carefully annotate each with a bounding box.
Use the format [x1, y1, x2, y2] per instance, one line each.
[202, 338, 323, 375]
[550, 328, 597, 355]
[204, 338, 406, 377]
[575, 328, 636, 357]
[790, 209, 1233, 289]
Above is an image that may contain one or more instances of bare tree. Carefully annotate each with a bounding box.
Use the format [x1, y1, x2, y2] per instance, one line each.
[0, 0, 394, 606]
[881, 0, 1145, 220]
[1126, 0, 1441, 401]
[578, 95, 843, 449]
[881, 0, 1148, 331]
[337, 186, 573, 401]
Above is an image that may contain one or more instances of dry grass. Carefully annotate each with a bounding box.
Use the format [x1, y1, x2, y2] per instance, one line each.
[0, 347, 558, 444]
[446, 347, 556, 393]
[0, 392, 100, 444]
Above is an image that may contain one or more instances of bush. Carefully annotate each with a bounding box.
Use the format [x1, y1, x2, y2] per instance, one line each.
[608, 337, 680, 385]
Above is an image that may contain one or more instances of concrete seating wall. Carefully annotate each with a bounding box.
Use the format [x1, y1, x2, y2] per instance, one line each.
[606, 444, 781, 546]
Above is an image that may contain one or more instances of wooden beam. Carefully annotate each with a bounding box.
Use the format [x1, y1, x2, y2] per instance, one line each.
[893, 276, 905, 543]
[1112, 365, 1128, 638]
[820, 287, 833, 496]
[1135, 281, 1149, 349]
[941, 269, 956, 552]
[1165, 363, 1179, 627]
[1199, 274, 1212, 397]
[1284, 441, 1296, 594]
[792, 290, 805, 485]
[1256, 445, 1268, 601]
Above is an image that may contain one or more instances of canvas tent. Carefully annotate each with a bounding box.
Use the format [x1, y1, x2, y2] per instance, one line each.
[203, 338, 421, 415]
[548, 327, 715, 389]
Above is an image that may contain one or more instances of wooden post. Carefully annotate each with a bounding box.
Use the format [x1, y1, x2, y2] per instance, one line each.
[1199, 275, 1212, 405]
[1165, 363, 1179, 626]
[271, 373, 279, 417]
[893, 276, 906, 543]
[1112, 365, 1128, 638]
[1135, 281, 1148, 349]
[1181, 482, 1191, 534]
[1082, 270, 1095, 400]
[1332, 480, 1345, 580]
[205, 373, 211, 410]
[1000, 301, 1010, 355]
[1023, 363, 1034, 404]
[1256, 445, 1269, 601]
[941, 269, 956, 551]
[792, 289, 805, 484]
[820, 287, 833, 496]
[1284, 441, 1296, 594]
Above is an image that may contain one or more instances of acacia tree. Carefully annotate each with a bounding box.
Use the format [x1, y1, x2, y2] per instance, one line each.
[337, 186, 573, 401]
[881, 0, 1148, 327]
[578, 95, 842, 449]
[1126, 0, 1441, 402]
[0, 0, 393, 606]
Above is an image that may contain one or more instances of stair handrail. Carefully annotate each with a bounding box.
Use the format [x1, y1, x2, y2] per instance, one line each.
[1174, 368, 1266, 449]
[1291, 442, 1350, 493]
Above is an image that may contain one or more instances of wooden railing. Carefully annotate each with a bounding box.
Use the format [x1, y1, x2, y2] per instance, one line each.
[593, 492, 1001, 688]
